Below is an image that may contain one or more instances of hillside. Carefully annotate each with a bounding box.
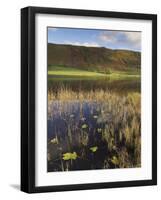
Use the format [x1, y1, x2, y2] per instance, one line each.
[48, 43, 141, 73]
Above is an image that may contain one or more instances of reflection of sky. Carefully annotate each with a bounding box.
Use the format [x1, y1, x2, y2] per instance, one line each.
[48, 27, 141, 51]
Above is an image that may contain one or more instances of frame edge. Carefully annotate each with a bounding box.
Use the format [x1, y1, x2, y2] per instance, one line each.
[20, 6, 157, 193]
[21, 7, 30, 193]
[21, 7, 36, 193]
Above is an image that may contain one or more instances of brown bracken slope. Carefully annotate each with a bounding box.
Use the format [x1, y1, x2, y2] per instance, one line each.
[48, 43, 141, 72]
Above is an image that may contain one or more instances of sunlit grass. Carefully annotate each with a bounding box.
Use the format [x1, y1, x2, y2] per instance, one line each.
[48, 65, 141, 79]
[48, 66, 105, 77]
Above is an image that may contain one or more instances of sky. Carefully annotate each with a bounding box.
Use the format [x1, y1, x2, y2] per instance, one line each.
[48, 27, 141, 51]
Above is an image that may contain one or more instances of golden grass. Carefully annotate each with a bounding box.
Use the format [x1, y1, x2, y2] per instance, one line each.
[48, 87, 140, 102]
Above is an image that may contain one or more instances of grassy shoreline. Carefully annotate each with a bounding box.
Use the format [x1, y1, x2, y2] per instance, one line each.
[48, 65, 141, 80]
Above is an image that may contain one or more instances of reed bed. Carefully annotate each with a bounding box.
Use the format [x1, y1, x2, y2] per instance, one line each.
[47, 87, 141, 171]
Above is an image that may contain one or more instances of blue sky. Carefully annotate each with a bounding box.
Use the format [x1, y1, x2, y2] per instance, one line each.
[48, 27, 141, 51]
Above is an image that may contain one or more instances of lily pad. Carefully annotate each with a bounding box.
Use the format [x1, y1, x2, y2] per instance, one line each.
[82, 124, 88, 129]
[90, 146, 98, 153]
[62, 152, 77, 160]
[50, 137, 58, 144]
[97, 128, 102, 133]
[111, 156, 119, 165]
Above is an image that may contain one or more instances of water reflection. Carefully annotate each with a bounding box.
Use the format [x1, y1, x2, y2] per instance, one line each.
[48, 78, 141, 94]
[47, 78, 141, 172]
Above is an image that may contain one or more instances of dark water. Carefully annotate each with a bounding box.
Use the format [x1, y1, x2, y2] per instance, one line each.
[48, 78, 140, 140]
[47, 78, 141, 172]
[48, 78, 141, 94]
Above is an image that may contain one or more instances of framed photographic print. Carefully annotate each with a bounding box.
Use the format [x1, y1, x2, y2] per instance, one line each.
[21, 6, 157, 193]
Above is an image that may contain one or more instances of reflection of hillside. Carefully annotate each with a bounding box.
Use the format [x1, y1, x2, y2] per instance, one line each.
[48, 79, 141, 94]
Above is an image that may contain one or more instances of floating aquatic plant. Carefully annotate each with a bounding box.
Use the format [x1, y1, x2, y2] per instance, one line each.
[50, 136, 58, 144]
[111, 156, 119, 165]
[48, 88, 141, 171]
[97, 128, 102, 133]
[62, 152, 78, 160]
[81, 124, 88, 129]
[90, 146, 98, 153]
[93, 115, 98, 119]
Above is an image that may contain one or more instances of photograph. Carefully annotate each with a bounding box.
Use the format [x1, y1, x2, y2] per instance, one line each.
[47, 27, 141, 172]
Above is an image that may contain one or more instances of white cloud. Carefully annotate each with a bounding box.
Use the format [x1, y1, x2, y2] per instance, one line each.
[124, 32, 141, 42]
[99, 31, 141, 50]
[123, 32, 141, 48]
[64, 41, 100, 47]
[99, 31, 118, 43]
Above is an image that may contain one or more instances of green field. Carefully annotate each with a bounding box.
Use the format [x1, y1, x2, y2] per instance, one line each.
[48, 65, 140, 79]
[48, 66, 106, 77]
